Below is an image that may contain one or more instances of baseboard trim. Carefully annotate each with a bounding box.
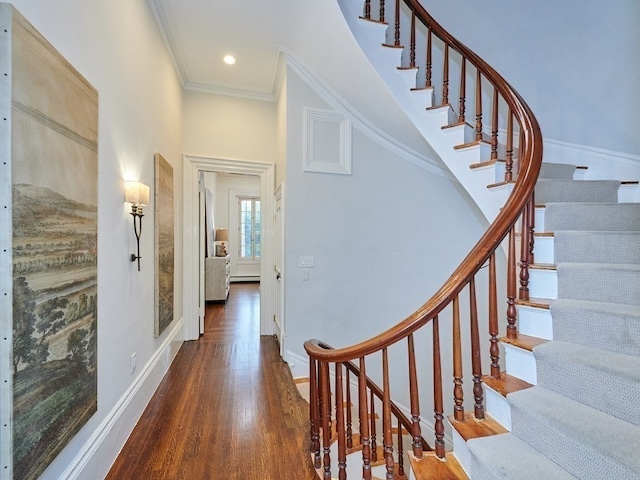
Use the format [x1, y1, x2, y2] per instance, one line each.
[60, 317, 184, 480]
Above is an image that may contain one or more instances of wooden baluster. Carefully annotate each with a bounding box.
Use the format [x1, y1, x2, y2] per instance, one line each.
[393, 0, 400, 47]
[519, 199, 531, 301]
[370, 389, 378, 462]
[528, 192, 536, 266]
[397, 419, 405, 479]
[346, 368, 353, 449]
[469, 277, 485, 420]
[505, 111, 514, 182]
[310, 357, 321, 468]
[475, 70, 483, 141]
[459, 57, 466, 123]
[442, 44, 449, 105]
[364, 0, 371, 20]
[425, 27, 432, 88]
[359, 358, 372, 480]
[409, 9, 416, 68]
[380, 0, 385, 23]
[382, 348, 395, 480]
[491, 87, 498, 161]
[407, 334, 423, 458]
[320, 361, 332, 479]
[433, 315, 445, 458]
[507, 226, 517, 339]
[335, 363, 347, 480]
[453, 295, 464, 421]
[489, 253, 500, 379]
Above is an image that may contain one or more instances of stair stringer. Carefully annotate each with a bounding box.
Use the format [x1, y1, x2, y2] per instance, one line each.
[338, 0, 510, 224]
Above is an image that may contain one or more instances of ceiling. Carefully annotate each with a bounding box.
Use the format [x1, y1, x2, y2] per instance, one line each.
[148, 0, 294, 101]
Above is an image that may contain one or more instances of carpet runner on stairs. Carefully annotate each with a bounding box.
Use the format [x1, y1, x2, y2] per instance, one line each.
[467, 163, 640, 480]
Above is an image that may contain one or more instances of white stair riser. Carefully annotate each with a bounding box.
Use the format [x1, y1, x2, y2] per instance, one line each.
[535, 207, 546, 232]
[503, 343, 537, 385]
[528, 268, 557, 299]
[532, 235, 554, 264]
[484, 385, 512, 431]
[396, 67, 418, 90]
[517, 305, 553, 340]
[618, 183, 640, 203]
[409, 87, 435, 109]
[451, 425, 473, 478]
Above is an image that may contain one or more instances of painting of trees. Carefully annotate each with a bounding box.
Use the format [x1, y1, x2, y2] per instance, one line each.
[3, 6, 99, 479]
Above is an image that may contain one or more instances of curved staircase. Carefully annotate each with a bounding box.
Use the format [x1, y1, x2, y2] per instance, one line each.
[303, 1, 640, 479]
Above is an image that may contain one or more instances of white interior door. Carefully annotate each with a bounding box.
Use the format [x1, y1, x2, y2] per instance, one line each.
[198, 173, 206, 335]
[274, 183, 285, 357]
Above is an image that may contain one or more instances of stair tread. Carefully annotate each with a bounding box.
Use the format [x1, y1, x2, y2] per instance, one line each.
[482, 372, 533, 397]
[552, 298, 640, 317]
[454, 139, 491, 150]
[510, 386, 640, 477]
[500, 333, 548, 352]
[467, 432, 578, 480]
[529, 263, 556, 270]
[515, 297, 551, 309]
[448, 412, 507, 441]
[409, 452, 468, 480]
[535, 341, 640, 426]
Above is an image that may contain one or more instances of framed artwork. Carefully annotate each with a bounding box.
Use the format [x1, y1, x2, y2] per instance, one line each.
[154, 153, 174, 337]
[2, 5, 98, 479]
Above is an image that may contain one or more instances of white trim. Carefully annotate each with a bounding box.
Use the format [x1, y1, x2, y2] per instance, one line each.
[59, 318, 184, 480]
[303, 107, 352, 175]
[146, 0, 186, 86]
[0, 5, 12, 476]
[184, 81, 276, 103]
[275, 47, 456, 182]
[183, 155, 275, 341]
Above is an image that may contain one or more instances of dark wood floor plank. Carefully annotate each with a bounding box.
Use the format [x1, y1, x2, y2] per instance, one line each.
[106, 283, 316, 480]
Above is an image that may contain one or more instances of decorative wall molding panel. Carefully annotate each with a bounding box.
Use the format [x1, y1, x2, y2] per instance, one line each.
[303, 107, 352, 175]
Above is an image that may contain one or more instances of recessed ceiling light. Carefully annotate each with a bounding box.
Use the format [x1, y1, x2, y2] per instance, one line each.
[223, 55, 236, 65]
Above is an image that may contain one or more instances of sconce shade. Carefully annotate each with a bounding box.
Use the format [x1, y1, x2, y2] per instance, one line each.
[215, 228, 229, 242]
[125, 181, 150, 206]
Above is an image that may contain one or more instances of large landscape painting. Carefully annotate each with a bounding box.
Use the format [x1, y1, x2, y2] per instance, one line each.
[155, 153, 174, 337]
[8, 6, 98, 479]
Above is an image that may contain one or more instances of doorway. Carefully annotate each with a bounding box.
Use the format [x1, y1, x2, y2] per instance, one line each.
[183, 155, 276, 342]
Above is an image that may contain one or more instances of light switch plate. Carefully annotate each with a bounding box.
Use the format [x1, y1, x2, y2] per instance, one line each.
[299, 256, 314, 268]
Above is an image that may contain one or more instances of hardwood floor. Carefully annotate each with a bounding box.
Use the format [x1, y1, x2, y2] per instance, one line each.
[106, 283, 317, 480]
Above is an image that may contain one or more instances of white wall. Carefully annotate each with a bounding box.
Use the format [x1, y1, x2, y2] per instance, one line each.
[182, 90, 277, 164]
[424, 0, 640, 160]
[282, 65, 491, 405]
[4, 0, 184, 478]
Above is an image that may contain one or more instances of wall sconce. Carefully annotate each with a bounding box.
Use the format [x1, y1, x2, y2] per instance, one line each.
[125, 180, 150, 271]
[215, 228, 229, 256]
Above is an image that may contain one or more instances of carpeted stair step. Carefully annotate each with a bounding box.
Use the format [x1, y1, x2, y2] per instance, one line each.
[551, 299, 640, 356]
[467, 433, 577, 480]
[554, 231, 640, 264]
[534, 341, 640, 426]
[538, 162, 578, 180]
[557, 262, 640, 306]
[509, 386, 640, 480]
[543, 202, 640, 232]
[535, 179, 620, 203]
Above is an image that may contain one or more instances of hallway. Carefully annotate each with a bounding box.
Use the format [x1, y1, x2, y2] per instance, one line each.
[106, 283, 316, 480]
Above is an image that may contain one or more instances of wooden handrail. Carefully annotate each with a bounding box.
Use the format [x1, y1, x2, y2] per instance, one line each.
[304, 2, 542, 365]
[306, 0, 543, 473]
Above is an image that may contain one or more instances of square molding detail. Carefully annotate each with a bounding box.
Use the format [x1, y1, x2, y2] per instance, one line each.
[303, 107, 351, 175]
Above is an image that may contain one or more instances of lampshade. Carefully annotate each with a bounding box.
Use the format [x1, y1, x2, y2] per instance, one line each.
[215, 228, 229, 242]
[125, 181, 150, 206]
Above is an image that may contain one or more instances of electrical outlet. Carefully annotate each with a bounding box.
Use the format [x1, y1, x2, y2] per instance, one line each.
[130, 353, 136, 374]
